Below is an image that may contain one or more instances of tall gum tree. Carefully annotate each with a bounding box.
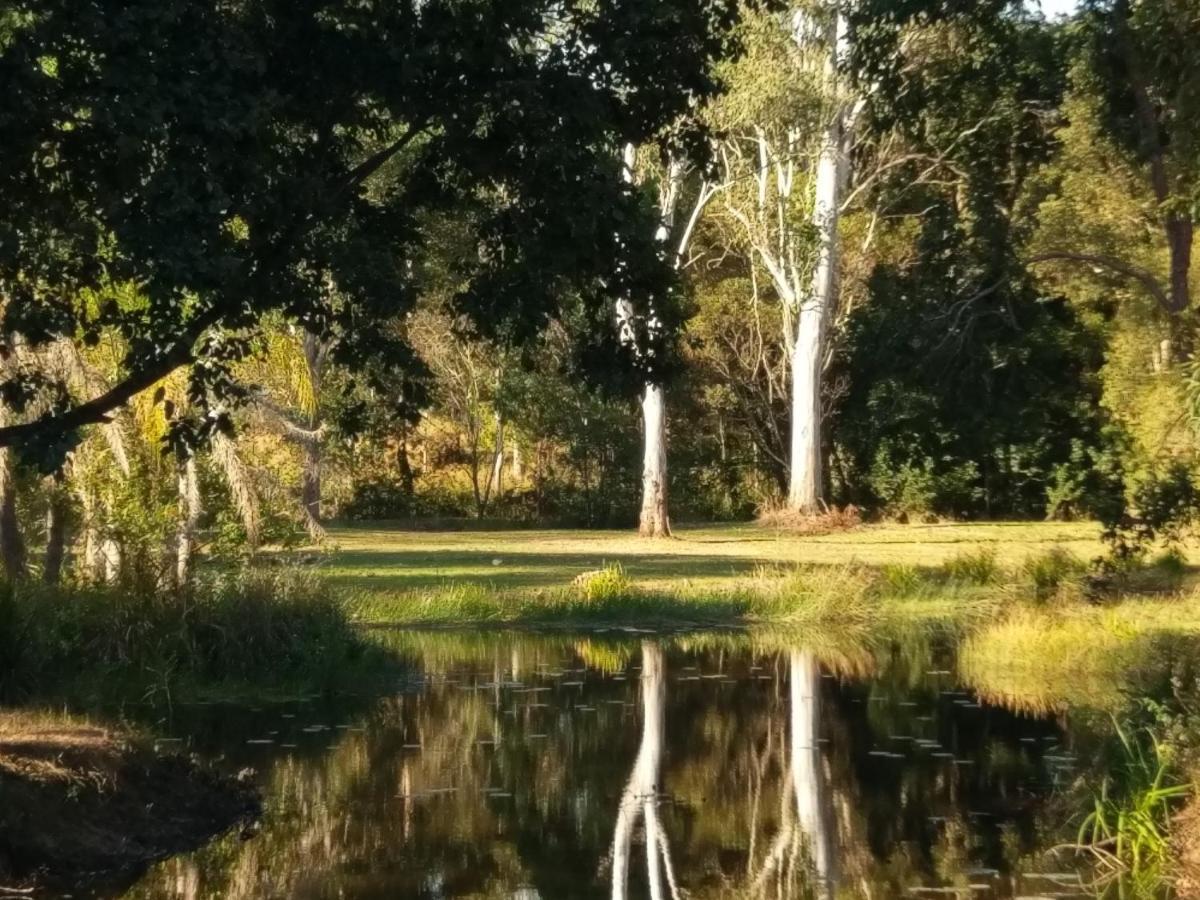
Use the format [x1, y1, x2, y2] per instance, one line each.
[619, 146, 718, 537]
[705, 2, 859, 515]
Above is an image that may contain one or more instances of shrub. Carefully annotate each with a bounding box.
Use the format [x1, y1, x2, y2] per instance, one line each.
[943, 546, 1000, 585]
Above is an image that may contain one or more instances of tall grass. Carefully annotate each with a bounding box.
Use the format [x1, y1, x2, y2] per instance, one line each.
[1071, 723, 1190, 894]
[0, 566, 391, 702]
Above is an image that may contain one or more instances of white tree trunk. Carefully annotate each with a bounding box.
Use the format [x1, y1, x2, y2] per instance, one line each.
[621, 144, 692, 539]
[175, 455, 200, 586]
[787, 5, 846, 514]
[639, 384, 670, 537]
[788, 303, 826, 514]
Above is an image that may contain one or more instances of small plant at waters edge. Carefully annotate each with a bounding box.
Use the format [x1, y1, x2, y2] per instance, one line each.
[573, 564, 635, 604]
[943, 546, 1000, 585]
[1071, 721, 1190, 891]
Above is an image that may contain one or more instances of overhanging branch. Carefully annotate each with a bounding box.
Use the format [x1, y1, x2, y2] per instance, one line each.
[1027, 251, 1182, 314]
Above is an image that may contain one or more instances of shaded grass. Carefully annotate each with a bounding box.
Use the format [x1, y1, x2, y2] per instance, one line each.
[0, 566, 397, 703]
[320, 520, 1105, 594]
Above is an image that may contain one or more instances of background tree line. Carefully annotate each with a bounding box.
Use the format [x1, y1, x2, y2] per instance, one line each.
[0, 0, 1197, 584]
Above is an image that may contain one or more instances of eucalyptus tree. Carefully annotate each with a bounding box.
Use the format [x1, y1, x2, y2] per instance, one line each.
[0, 0, 753, 476]
[701, 1, 852, 515]
[619, 147, 718, 537]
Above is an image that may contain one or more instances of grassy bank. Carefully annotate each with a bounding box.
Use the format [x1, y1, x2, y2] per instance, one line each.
[0, 567, 397, 703]
[323, 521, 1111, 626]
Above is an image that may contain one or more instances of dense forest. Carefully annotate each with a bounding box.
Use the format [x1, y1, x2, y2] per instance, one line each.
[0, 0, 1196, 582]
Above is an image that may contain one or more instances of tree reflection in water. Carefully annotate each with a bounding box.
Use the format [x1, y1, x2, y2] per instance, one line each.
[609, 642, 679, 900]
[116, 631, 1121, 900]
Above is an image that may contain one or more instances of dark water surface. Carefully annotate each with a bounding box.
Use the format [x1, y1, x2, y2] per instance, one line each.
[112, 630, 1123, 899]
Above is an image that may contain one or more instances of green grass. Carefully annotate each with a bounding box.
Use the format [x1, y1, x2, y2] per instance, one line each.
[319, 521, 1103, 593]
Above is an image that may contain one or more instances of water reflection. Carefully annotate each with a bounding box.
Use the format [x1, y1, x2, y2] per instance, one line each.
[108, 631, 1127, 900]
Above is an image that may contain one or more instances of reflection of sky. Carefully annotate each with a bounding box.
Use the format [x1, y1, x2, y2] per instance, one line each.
[1027, 0, 1079, 17]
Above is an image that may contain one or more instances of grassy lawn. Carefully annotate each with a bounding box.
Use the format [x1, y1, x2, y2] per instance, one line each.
[321, 520, 1104, 596]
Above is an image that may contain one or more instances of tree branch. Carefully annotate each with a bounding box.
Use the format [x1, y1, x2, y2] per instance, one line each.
[0, 122, 431, 449]
[1027, 251, 1179, 313]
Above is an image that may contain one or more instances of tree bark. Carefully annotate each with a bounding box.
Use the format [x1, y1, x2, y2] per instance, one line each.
[788, 304, 826, 514]
[638, 384, 671, 537]
[300, 331, 327, 541]
[0, 447, 25, 581]
[174, 455, 201, 586]
[397, 431, 416, 496]
[42, 480, 68, 585]
[787, 6, 846, 514]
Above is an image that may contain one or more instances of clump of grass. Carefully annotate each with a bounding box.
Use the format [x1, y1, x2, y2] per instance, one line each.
[756, 502, 862, 535]
[573, 564, 636, 604]
[1021, 547, 1087, 601]
[1070, 723, 1190, 894]
[749, 564, 876, 622]
[943, 546, 1001, 585]
[883, 564, 926, 600]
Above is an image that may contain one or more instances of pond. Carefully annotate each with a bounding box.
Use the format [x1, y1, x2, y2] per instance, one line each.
[85, 630, 1176, 898]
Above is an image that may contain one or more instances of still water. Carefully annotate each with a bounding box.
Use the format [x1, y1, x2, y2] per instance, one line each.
[116, 630, 1135, 899]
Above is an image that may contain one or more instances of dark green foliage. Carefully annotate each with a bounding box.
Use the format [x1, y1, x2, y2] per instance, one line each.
[0, 0, 754, 460]
[1100, 462, 1200, 568]
[833, 205, 1107, 518]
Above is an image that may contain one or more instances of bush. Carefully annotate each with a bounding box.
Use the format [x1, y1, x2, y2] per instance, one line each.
[943, 547, 1000, 585]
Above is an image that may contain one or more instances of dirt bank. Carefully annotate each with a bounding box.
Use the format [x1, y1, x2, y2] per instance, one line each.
[0, 713, 259, 896]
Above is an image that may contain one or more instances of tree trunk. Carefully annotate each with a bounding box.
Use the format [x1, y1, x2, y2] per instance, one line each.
[43, 481, 67, 585]
[301, 441, 323, 539]
[638, 384, 671, 537]
[0, 447, 25, 581]
[788, 304, 826, 514]
[301, 331, 326, 541]
[511, 440, 523, 481]
[787, 7, 846, 515]
[621, 144, 689, 539]
[175, 455, 200, 586]
[489, 410, 505, 500]
[397, 432, 416, 496]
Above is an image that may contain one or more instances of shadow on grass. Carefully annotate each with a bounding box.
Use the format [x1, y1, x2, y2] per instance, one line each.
[320, 548, 766, 592]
